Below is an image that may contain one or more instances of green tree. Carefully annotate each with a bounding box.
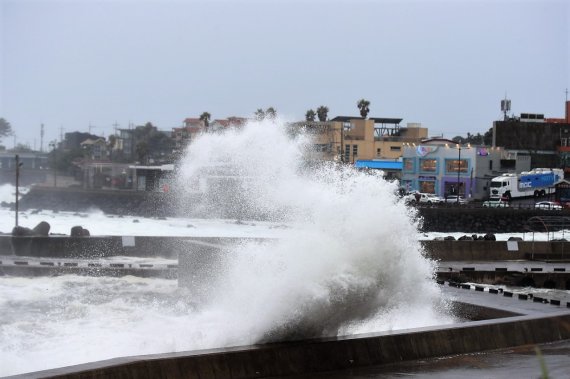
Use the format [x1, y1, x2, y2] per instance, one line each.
[305, 109, 316, 122]
[200, 112, 211, 128]
[316, 106, 329, 122]
[0, 118, 13, 141]
[357, 99, 371, 118]
[135, 141, 149, 163]
[483, 127, 493, 145]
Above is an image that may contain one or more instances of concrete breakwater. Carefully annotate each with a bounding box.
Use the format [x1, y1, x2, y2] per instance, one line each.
[3, 236, 570, 289]
[10, 296, 570, 379]
[10, 186, 567, 232]
[2, 235, 570, 261]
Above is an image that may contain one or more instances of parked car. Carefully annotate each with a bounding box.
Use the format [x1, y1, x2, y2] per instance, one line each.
[405, 192, 443, 204]
[482, 200, 510, 208]
[445, 195, 467, 204]
[535, 201, 562, 211]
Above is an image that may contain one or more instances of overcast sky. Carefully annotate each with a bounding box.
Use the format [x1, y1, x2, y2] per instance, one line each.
[1, 0, 568, 150]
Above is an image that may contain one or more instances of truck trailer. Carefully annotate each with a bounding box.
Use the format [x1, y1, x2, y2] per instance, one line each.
[488, 168, 564, 201]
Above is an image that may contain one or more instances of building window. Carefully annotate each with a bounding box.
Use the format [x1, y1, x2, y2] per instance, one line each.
[446, 159, 468, 173]
[401, 180, 413, 192]
[403, 158, 414, 172]
[419, 181, 435, 193]
[352, 144, 358, 157]
[420, 159, 437, 172]
[562, 138, 568, 147]
[344, 144, 350, 162]
[489, 160, 493, 170]
[376, 148, 381, 157]
[390, 146, 401, 152]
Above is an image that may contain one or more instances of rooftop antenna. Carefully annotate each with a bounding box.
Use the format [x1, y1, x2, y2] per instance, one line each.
[59, 125, 65, 142]
[500, 94, 511, 121]
[564, 88, 568, 124]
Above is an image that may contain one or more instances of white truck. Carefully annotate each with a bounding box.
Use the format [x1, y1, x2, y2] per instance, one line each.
[488, 168, 564, 201]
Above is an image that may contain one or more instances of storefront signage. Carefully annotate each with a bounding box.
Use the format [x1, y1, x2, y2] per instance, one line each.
[416, 145, 438, 157]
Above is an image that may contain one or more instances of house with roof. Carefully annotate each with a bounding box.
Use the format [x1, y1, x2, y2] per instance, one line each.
[80, 138, 108, 161]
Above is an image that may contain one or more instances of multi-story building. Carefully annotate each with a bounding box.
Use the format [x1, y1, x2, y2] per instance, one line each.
[290, 116, 428, 178]
[492, 101, 570, 171]
[172, 118, 206, 151]
[118, 128, 135, 161]
[400, 138, 531, 200]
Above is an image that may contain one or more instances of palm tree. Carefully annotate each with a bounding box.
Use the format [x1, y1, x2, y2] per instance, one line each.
[305, 109, 316, 122]
[254, 108, 266, 121]
[265, 107, 277, 120]
[357, 99, 370, 118]
[199, 112, 211, 128]
[316, 106, 329, 122]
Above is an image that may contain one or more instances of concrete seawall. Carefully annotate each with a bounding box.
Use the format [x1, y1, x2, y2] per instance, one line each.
[3, 236, 569, 262]
[15, 186, 569, 232]
[11, 304, 570, 379]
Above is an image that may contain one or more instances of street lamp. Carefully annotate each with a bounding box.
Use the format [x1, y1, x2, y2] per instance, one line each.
[456, 144, 461, 204]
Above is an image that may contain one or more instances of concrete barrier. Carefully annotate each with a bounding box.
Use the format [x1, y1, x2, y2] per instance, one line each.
[12, 308, 570, 379]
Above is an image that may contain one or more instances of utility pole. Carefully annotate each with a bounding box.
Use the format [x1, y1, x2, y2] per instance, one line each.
[112, 121, 120, 135]
[40, 123, 44, 152]
[15, 155, 23, 227]
[49, 142, 57, 187]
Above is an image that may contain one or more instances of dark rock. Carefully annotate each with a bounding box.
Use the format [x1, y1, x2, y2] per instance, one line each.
[508, 236, 523, 241]
[458, 235, 473, 241]
[70, 226, 86, 237]
[484, 233, 496, 241]
[444, 236, 456, 241]
[12, 226, 33, 236]
[32, 221, 50, 236]
[133, 219, 139, 223]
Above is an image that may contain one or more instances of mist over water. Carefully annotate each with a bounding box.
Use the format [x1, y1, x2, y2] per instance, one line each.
[0, 120, 455, 376]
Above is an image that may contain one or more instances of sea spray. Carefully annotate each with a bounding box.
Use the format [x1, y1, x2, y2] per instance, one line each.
[0, 120, 454, 376]
[176, 118, 452, 343]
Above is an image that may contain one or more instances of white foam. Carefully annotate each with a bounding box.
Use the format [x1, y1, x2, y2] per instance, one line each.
[0, 119, 456, 375]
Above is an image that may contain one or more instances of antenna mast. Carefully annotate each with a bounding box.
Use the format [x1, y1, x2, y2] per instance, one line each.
[500, 94, 511, 121]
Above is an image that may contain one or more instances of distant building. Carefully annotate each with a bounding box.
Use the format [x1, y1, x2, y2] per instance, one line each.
[290, 116, 428, 179]
[0, 152, 50, 185]
[400, 139, 531, 200]
[118, 129, 135, 161]
[80, 138, 108, 161]
[172, 117, 248, 150]
[492, 101, 570, 171]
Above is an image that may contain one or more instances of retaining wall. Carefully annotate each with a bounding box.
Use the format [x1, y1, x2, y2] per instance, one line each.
[15, 186, 569, 232]
[3, 236, 570, 262]
[13, 309, 570, 379]
[422, 240, 570, 261]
